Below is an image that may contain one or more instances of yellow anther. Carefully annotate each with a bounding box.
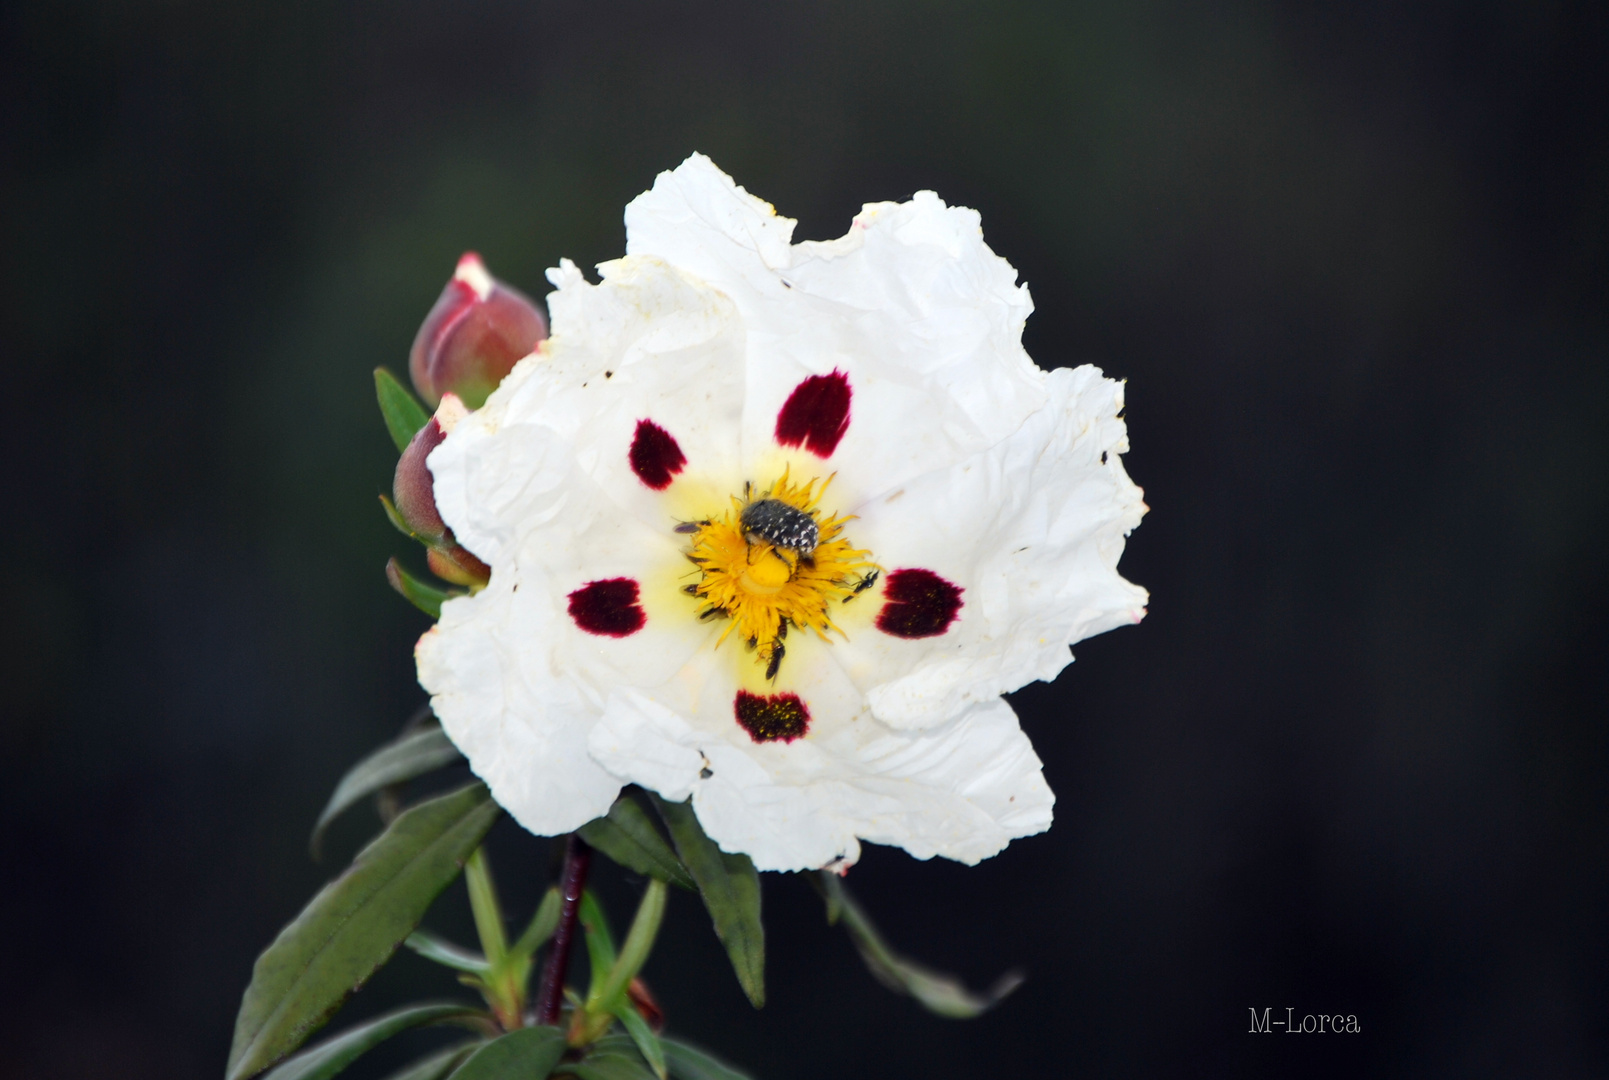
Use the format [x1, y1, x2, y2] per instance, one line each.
[683, 472, 874, 677]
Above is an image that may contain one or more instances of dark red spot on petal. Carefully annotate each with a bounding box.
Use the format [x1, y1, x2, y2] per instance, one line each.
[734, 690, 811, 743]
[629, 420, 687, 490]
[567, 578, 646, 637]
[774, 370, 852, 457]
[875, 568, 964, 639]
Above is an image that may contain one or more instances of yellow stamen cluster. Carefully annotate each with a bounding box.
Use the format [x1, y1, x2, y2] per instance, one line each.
[685, 472, 874, 676]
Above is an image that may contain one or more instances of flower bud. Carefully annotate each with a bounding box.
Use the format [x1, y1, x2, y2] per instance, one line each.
[427, 543, 490, 588]
[392, 395, 468, 542]
[409, 252, 547, 409]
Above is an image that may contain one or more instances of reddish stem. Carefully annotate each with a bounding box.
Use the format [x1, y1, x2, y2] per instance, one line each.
[534, 834, 591, 1027]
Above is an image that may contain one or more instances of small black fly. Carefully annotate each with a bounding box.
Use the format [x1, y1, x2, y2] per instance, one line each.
[844, 569, 880, 602]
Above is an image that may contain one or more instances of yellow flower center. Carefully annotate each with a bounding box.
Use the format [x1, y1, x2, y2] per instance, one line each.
[684, 471, 876, 680]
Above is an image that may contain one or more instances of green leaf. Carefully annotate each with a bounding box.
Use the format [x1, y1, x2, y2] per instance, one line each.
[311, 726, 465, 858]
[376, 367, 431, 453]
[579, 796, 696, 891]
[578, 890, 618, 999]
[378, 1041, 482, 1080]
[817, 872, 1021, 1019]
[463, 848, 509, 963]
[226, 784, 502, 1080]
[386, 558, 456, 619]
[509, 887, 561, 963]
[561, 1042, 656, 1080]
[660, 1039, 754, 1080]
[608, 1002, 666, 1080]
[592, 879, 666, 1010]
[404, 929, 489, 975]
[586, 1038, 752, 1080]
[447, 1026, 567, 1080]
[647, 796, 764, 1008]
[257, 1003, 483, 1080]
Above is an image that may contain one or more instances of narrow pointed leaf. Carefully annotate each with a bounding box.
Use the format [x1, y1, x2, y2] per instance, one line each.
[447, 1026, 566, 1080]
[226, 784, 501, 1080]
[579, 797, 695, 891]
[818, 872, 1020, 1019]
[594, 880, 666, 1010]
[311, 726, 465, 857]
[378, 1041, 482, 1080]
[509, 887, 562, 963]
[257, 1004, 482, 1080]
[578, 890, 617, 1000]
[590, 1037, 751, 1080]
[386, 558, 456, 619]
[609, 1002, 666, 1080]
[404, 929, 489, 975]
[648, 796, 763, 1008]
[660, 1040, 753, 1080]
[376, 367, 431, 452]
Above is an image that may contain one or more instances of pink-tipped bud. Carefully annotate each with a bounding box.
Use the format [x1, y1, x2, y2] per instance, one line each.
[409, 253, 547, 409]
[392, 395, 469, 543]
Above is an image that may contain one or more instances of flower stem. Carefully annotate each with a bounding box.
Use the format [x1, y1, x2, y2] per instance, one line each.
[535, 834, 592, 1026]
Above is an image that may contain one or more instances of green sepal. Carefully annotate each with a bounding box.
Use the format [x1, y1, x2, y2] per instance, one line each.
[379, 494, 417, 539]
[816, 871, 1021, 1019]
[448, 1026, 567, 1080]
[225, 784, 502, 1080]
[609, 1002, 666, 1080]
[386, 557, 457, 619]
[579, 795, 696, 891]
[403, 928, 489, 975]
[310, 724, 464, 858]
[647, 795, 764, 1008]
[375, 367, 431, 453]
[377, 1040, 483, 1080]
[256, 1004, 484, 1080]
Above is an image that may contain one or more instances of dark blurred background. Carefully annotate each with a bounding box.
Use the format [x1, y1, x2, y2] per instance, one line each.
[2, 1, 1605, 1077]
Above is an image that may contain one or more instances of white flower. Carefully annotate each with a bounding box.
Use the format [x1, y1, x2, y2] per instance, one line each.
[416, 154, 1148, 873]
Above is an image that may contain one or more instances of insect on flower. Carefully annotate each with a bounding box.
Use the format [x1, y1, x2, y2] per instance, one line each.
[416, 154, 1148, 872]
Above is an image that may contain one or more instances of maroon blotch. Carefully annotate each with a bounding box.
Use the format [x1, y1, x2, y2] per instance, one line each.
[734, 690, 811, 743]
[774, 370, 852, 457]
[875, 568, 964, 639]
[567, 577, 646, 637]
[629, 419, 687, 490]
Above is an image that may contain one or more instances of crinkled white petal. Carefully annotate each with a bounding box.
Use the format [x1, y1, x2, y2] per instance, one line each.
[626, 153, 1048, 503]
[589, 672, 1053, 872]
[417, 153, 1145, 870]
[840, 364, 1149, 729]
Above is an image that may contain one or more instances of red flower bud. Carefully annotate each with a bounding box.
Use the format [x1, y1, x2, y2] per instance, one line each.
[390, 395, 492, 590]
[409, 253, 547, 409]
[391, 395, 468, 542]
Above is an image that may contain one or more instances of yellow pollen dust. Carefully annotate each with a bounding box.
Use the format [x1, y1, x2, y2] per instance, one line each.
[685, 471, 875, 677]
